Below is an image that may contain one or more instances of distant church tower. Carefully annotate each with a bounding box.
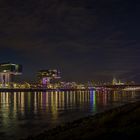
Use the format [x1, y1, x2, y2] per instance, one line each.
[112, 77, 117, 85]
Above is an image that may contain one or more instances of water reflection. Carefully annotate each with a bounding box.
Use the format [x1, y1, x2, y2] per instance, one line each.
[0, 90, 139, 140]
[0, 90, 137, 117]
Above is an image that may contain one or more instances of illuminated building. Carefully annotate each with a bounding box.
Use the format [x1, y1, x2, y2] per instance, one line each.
[0, 63, 22, 88]
[112, 77, 124, 85]
[112, 77, 117, 85]
[37, 69, 60, 88]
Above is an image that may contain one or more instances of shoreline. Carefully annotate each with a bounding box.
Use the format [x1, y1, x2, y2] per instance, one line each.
[0, 88, 91, 92]
[0, 88, 139, 92]
[23, 101, 140, 140]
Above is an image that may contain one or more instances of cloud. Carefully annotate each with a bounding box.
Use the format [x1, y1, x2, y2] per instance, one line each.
[0, 0, 140, 81]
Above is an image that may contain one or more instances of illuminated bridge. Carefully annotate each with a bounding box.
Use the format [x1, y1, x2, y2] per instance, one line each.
[94, 84, 140, 91]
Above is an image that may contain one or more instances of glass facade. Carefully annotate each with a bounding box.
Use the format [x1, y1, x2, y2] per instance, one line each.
[38, 69, 60, 79]
[0, 63, 22, 73]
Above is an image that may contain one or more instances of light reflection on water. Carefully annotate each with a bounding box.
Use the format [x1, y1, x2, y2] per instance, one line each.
[0, 90, 139, 140]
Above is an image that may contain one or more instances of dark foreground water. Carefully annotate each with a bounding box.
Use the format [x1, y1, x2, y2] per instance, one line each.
[0, 90, 140, 140]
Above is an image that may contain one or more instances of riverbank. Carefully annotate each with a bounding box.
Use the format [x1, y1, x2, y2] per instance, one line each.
[23, 101, 140, 140]
[0, 88, 90, 92]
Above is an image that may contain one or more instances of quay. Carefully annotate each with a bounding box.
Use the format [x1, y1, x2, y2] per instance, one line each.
[0, 88, 92, 92]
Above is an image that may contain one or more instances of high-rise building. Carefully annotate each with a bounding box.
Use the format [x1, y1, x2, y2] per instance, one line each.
[0, 63, 22, 88]
[37, 69, 60, 88]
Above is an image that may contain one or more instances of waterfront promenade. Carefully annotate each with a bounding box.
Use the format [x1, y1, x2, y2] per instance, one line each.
[0, 84, 140, 92]
[0, 88, 90, 92]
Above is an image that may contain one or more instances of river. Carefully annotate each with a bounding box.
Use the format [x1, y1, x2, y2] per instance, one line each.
[0, 90, 139, 140]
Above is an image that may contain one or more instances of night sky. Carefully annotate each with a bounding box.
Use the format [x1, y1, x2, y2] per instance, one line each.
[0, 0, 140, 83]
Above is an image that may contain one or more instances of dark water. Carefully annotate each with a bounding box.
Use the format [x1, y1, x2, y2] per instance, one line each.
[0, 90, 140, 140]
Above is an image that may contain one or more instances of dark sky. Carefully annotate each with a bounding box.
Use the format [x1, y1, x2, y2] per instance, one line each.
[0, 0, 140, 83]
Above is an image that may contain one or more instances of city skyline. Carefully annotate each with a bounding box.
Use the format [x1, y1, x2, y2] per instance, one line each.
[0, 0, 140, 82]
